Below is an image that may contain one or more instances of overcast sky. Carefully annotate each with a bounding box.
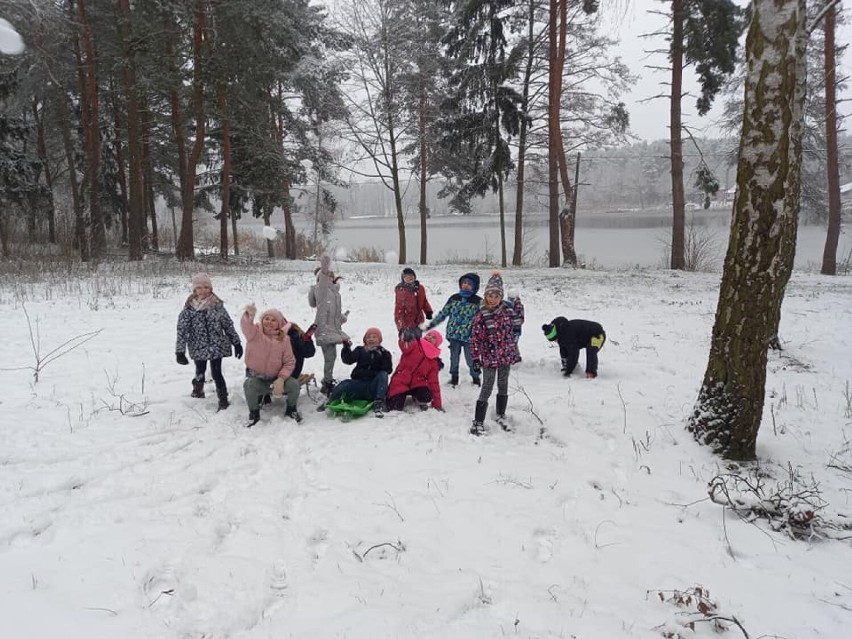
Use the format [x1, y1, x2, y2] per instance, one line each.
[605, 1, 852, 142]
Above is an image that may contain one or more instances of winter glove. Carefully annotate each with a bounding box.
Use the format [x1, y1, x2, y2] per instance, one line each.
[472, 360, 482, 374]
[233, 343, 243, 359]
[342, 339, 353, 349]
[437, 357, 445, 371]
[176, 352, 189, 366]
[272, 377, 285, 398]
[304, 323, 318, 341]
[425, 311, 433, 320]
[244, 303, 257, 318]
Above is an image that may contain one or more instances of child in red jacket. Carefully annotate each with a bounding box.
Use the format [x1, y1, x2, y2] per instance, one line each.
[394, 267, 433, 335]
[385, 329, 444, 411]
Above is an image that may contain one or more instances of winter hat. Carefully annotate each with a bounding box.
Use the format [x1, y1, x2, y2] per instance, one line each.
[424, 329, 443, 348]
[261, 309, 285, 330]
[542, 323, 558, 341]
[402, 267, 416, 278]
[363, 327, 383, 344]
[483, 271, 504, 298]
[192, 272, 212, 290]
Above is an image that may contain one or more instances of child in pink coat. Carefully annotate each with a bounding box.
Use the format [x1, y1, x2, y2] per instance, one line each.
[241, 304, 296, 427]
[386, 329, 444, 411]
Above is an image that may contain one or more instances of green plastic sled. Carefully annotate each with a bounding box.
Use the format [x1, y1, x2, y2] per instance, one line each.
[326, 396, 374, 420]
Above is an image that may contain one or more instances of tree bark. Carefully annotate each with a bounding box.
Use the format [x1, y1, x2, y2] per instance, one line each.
[512, 0, 536, 267]
[111, 87, 129, 246]
[418, 86, 428, 265]
[217, 85, 231, 260]
[32, 99, 57, 244]
[669, 0, 686, 270]
[821, 4, 841, 276]
[117, 0, 145, 261]
[75, 0, 106, 257]
[547, 0, 560, 267]
[57, 88, 88, 261]
[687, 0, 807, 460]
[175, 0, 209, 260]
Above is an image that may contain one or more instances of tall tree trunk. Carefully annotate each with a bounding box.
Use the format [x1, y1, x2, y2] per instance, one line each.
[231, 206, 239, 256]
[111, 87, 129, 246]
[117, 0, 145, 261]
[283, 177, 296, 259]
[57, 89, 88, 261]
[33, 99, 57, 244]
[175, 0, 209, 261]
[670, 0, 686, 270]
[547, 0, 561, 267]
[217, 85, 231, 260]
[687, 0, 806, 460]
[512, 0, 536, 267]
[76, 0, 106, 257]
[560, 153, 580, 266]
[821, 3, 841, 276]
[141, 100, 157, 251]
[389, 127, 406, 264]
[418, 87, 429, 265]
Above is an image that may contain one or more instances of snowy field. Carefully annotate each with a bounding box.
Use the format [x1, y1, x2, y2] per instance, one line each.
[1, 250, 851, 638]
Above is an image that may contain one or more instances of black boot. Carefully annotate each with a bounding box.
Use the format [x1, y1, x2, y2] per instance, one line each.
[495, 394, 510, 431]
[285, 405, 303, 423]
[470, 400, 488, 436]
[216, 385, 230, 411]
[320, 379, 336, 396]
[471, 376, 481, 387]
[247, 409, 261, 427]
[450, 374, 459, 387]
[191, 376, 205, 398]
[561, 358, 571, 377]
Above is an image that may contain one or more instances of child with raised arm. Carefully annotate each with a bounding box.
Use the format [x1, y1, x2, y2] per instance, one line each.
[240, 305, 296, 427]
[425, 272, 481, 387]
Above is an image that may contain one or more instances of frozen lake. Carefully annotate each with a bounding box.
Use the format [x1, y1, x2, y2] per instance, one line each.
[308, 210, 851, 272]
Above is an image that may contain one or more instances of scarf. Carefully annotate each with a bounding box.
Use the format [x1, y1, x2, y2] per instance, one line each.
[459, 289, 474, 298]
[188, 293, 220, 312]
[478, 303, 504, 331]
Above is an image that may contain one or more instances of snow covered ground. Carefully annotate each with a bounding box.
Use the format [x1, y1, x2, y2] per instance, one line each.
[1, 256, 851, 638]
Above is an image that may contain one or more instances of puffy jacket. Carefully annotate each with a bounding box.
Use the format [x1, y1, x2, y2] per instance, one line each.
[387, 338, 443, 410]
[394, 280, 433, 331]
[341, 343, 393, 381]
[470, 301, 523, 369]
[312, 272, 349, 346]
[427, 272, 481, 343]
[241, 313, 296, 380]
[175, 294, 241, 360]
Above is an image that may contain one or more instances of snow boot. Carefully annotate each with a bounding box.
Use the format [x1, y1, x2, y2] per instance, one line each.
[247, 409, 261, 428]
[216, 385, 230, 411]
[373, 400, 385, 418]
[561, 358, 571, 377]
[471, 376, 481, 387]
[470, 400, 488, 436]
[191, 376, 205, 398]
[585, 371, 597, 379]
[285, 405, 303, 423]
[450, 374, 459, 387]
[495, 394, 511, 431]
[320, 379, 337, 396]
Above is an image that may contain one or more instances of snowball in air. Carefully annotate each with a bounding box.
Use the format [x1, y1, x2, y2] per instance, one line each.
[261, 226, 277, 240]
[384, 251, 398, 265]
[0, 19, 25, 55]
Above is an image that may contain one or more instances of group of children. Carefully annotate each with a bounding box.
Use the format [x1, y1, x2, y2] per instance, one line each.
[175, 257, 607, 435]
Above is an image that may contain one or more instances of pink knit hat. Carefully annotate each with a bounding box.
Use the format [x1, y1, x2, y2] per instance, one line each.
[363, 327, 383, 344]
[192, 272, 212, 290]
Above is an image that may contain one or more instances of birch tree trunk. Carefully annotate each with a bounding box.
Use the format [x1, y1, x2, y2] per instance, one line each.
[687, 0, 807, 460]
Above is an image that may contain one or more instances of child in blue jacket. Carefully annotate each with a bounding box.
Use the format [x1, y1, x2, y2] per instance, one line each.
[426, 272, 481, 387]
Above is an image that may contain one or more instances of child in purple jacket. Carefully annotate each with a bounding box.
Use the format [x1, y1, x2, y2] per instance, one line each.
[469, 272, 524, 435]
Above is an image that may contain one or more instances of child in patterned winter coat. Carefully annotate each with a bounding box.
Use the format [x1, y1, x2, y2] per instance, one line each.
[175, 273, 243, 411]
[241, 305, 297, 427]
[469, 272, 524, 435]
[394, 267, 433, 334]
[425, 272, 481, 387]
[386, 329, 444, 412]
